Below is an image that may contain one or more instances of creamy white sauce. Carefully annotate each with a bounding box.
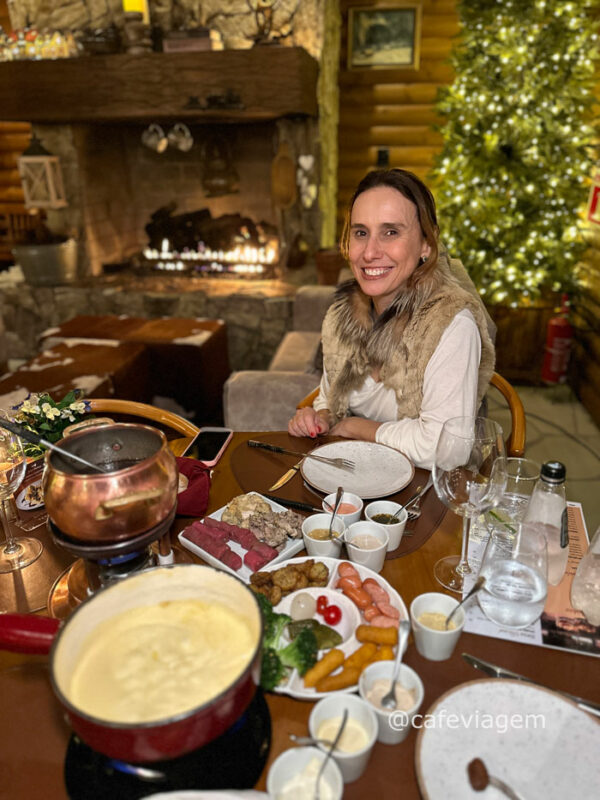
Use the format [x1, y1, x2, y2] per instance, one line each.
[317, 716, 369, 753]
[365, 678, 416, 712]
[68, 599, 255, 723]
[277, 757, 335, 800]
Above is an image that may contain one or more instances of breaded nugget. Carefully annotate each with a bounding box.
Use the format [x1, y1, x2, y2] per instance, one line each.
[268, 585, 282, 605]
[250, 571, 272, 586]
[272, 566, 300, 591]
[294, 573, 309, 589]
[295, 559, 314, 575]
[308, 562, 329, 585]
[249, 584, 269, 597]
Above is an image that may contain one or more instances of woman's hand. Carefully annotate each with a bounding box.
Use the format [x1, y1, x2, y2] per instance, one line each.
[330, 417, 382, 441]
[288, 408, 331, 438]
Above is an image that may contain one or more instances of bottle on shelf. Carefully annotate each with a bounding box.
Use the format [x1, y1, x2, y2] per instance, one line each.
[523, 461, 568, 586]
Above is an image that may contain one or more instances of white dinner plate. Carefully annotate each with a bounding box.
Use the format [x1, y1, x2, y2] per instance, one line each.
[249, 556, 409, 700]
[178, 493, 305, 581]
[301, 441, 414, 498]
[415, 679, 600, 799]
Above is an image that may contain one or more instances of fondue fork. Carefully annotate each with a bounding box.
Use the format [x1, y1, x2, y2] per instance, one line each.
[248, 440, 355, 472]
[315, 708, 348, 800]
[0, 417, 106, 473]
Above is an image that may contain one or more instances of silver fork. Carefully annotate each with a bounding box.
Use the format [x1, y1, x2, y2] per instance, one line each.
[248, 440, 355, 471]
[406, 474, 433, 520]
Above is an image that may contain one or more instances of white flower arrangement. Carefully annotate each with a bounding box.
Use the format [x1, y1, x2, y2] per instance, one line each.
[11, 390, 91, 458]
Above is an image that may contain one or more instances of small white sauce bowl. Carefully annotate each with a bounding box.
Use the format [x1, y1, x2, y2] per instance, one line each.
[364, 500, 408, 551]
[322, 491, 363, 526]
[409, 592, 465, 661]
[267, 745, 343, 799]
[308, 693, 378, 783]
[302, 513, 345, 558]
[344, 521, 389, 573]
[358, 661, 424, 744]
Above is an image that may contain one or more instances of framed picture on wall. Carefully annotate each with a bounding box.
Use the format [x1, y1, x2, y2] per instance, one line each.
[347, 5, 422, 70]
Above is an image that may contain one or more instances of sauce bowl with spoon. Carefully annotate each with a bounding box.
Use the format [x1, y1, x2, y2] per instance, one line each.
[358, 621, 425, 744]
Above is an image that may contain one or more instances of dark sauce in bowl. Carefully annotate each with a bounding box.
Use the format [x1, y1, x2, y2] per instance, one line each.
[372, 513, 397, 525]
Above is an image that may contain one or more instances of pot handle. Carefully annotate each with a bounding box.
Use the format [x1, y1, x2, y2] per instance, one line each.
[94, 487, 165, 520]
[0, 614, 61, 654]
[63, 417, 114, 436]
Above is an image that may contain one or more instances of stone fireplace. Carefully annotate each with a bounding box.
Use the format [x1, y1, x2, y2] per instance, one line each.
[0, 2, 342, 376]
[32, 98, 320, 280]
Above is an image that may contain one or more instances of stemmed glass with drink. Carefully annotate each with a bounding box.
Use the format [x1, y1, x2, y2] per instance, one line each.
[0, 427, 43, 573]
[477, 523, 548, 628]
[432, 416, 507, 593]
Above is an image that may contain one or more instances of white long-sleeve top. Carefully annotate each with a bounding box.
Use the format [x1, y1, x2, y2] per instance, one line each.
[313, 309, 481, 469]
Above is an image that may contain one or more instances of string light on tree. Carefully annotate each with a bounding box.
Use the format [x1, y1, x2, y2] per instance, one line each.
[430, 0, 600, 306]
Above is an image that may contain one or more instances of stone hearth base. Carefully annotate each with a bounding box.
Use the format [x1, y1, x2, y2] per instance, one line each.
[0, 273, 300, 372]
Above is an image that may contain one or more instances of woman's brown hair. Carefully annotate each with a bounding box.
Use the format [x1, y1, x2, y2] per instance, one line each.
[340, 169, 440, 280]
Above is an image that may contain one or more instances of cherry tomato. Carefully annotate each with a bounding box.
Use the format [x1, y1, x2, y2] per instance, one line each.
[316, 595, 329, 614]
[323, 604, 342, 625]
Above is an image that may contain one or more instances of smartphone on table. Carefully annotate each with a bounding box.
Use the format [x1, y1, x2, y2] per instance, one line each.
[183, 427, 233, 467]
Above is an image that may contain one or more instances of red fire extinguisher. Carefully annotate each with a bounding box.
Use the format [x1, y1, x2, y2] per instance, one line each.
[541, 294, 573, 384]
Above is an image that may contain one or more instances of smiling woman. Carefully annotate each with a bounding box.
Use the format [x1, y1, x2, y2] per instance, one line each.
[287, 169, 496, 469]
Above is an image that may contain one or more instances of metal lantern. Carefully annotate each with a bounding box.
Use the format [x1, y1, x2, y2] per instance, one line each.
[18, 135, 67, 209]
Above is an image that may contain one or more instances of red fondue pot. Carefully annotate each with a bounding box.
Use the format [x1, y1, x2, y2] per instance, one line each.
[0, 565, 263, 762]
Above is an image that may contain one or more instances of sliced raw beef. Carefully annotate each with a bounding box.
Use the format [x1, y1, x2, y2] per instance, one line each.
[244, 549, 272, 572]
[203, 517, 259, 549]
[250, 541, 279, 561]
[184, 528, 229, 559]
[189, 521, 229, 542]
[221, 550, 243, 571]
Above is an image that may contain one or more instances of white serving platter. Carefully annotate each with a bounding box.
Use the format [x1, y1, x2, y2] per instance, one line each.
[178, 492, 305, 582]
[249, 555, 409, 700]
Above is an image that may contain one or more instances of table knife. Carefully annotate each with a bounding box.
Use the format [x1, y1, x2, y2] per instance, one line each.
[268, 460, 304, 492]
[462, 653, 600, 716]
[263, 494, 321, 513]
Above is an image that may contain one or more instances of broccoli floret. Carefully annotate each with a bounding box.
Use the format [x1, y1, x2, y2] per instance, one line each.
[278, 627, 318, 677]
[256, 593, 291, 650]
[260, 647, 287, 692]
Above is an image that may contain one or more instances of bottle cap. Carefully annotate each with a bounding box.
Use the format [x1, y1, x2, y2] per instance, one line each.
[541, 461, 566, 482]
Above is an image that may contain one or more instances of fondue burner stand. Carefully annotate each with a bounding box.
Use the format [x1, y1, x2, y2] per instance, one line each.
[65, 688, 271, 799]
[46, 509, 193, 619]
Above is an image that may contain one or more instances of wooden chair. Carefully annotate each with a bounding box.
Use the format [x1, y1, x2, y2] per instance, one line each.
[296, 371, 526, 458]
[86, 399, 200, 437]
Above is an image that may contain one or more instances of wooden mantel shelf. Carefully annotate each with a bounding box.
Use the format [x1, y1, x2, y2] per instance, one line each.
[0, 46, 318, 123]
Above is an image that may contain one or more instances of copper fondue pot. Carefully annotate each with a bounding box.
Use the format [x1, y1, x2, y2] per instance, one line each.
[43, 422, 177, 542]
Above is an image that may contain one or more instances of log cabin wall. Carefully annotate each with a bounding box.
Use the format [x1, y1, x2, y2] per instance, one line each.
[336, 0, 458, 233]
[573, 226, 600, 426]
[0, 0, 34, 263]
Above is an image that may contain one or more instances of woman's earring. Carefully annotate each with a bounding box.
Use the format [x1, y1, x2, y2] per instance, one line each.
[418, 255, 429, 266]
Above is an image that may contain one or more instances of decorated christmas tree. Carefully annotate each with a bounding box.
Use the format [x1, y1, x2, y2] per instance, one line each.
[430, 0, 599, 306]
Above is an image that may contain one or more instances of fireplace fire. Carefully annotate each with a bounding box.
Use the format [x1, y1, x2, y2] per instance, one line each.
[128, 205, 280, 279]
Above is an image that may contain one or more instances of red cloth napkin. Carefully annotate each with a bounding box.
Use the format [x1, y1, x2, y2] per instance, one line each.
[176, 457, 211, 517]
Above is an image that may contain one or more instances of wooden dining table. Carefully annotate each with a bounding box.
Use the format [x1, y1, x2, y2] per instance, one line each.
[0, 431, 598, 799]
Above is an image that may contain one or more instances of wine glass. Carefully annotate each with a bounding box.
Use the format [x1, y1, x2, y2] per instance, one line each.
[477, 523, 548, 628]
[0, 429, 43, 573]
[432, 416, 507, 592]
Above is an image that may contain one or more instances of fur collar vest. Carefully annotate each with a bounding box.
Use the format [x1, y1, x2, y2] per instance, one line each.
[320, 255, 496, 423]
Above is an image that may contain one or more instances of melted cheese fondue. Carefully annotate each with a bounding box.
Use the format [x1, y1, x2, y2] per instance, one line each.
[68, 599, 256, 724]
